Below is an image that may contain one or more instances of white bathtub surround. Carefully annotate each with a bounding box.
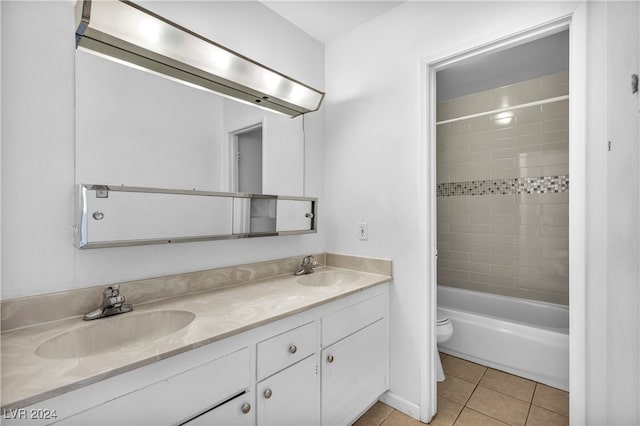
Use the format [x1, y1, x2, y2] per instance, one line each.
[436, 71, 570, 305]
[437, 193, 569, 305]
[437, 286, 569, 391]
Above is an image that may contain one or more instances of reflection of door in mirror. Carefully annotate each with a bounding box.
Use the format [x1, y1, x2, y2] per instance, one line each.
[234, 126, 263, 194]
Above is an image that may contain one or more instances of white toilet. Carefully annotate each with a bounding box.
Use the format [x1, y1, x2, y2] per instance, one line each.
[436, 314, 454, 382]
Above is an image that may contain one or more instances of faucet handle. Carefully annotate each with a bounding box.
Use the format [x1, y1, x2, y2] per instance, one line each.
[110, 295, 125, 308]
[102, 285, 120, 300]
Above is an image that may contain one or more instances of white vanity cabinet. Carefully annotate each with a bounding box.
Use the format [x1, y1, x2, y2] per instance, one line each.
[9, 283, 388, 426]
[321, 292, 389, 426]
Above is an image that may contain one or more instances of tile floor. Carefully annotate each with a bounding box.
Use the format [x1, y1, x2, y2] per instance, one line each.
[354, 353, 569, 426]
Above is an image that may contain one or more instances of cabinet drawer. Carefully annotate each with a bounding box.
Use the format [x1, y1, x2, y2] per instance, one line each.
[322, 292, 385, 347]
[56, 347, 250, 425]
[183, 392, 254, 426]
[257, 321, 317, 381]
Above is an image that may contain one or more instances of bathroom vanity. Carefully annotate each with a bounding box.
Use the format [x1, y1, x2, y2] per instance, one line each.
[1, 256, 391, 426]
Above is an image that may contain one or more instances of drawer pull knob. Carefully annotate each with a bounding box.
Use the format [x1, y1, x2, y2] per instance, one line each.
[327, 355, 334, 363]
[264, 388, 273, 399]
[241, 403, 251, 414]
[289, 345, 297, 354]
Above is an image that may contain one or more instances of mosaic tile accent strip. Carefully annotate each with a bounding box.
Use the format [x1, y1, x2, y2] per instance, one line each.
[437, 176, 569, 197]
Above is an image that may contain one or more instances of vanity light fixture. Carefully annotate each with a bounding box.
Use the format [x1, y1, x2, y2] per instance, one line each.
[75, 0, 325, 117]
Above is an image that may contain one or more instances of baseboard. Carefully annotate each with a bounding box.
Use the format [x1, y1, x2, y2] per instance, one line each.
[379, 391, 421, 421]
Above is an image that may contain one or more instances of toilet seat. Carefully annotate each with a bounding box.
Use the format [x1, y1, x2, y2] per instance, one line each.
[437, 317, 450, 325]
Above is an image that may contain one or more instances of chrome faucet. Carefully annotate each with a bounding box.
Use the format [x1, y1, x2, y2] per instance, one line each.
[294, 255, 318, 276]
[84, 285, 133, 320]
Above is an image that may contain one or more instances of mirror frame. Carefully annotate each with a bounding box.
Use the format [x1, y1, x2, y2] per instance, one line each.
[75, 184, 317, 249]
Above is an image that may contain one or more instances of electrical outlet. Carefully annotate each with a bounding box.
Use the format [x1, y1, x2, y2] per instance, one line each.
[358, 222, 368, 241]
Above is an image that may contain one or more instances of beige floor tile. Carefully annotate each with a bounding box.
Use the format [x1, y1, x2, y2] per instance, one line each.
[429, 396, 464, 426]
[354, 401, 395, 426]
[454, 408, 510, 426]
[380, 410, 423, 426]
[479, 369, 536, 402]
[438, 375, 477, 405]
[467, 386, 530, 426]
[442, 356, 487, 384]
[526, 405, 569, 426]
[440, 352, 448, 360]
[532, 384, 569, 416]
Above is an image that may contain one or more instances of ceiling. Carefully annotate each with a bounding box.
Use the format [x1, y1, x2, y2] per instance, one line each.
[260, 1, 406, 44]
[437, 30, 569, 101]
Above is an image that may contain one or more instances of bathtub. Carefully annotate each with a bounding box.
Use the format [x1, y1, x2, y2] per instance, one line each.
[437, 286, 569, 391]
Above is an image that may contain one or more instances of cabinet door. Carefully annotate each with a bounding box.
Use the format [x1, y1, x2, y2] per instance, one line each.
[321, 319, 388, 426]
[257, 355, 319, 426]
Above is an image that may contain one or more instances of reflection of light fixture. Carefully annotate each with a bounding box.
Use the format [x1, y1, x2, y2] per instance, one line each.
[75, 1, 324, 117]
[494, 112, 514, 125]
[138, 18, 161, 43]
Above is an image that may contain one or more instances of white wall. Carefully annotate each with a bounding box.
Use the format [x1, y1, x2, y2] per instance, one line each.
[602, 2, 639, 423]
[324, 0, 583, 417]
[0, 1, 325, 299]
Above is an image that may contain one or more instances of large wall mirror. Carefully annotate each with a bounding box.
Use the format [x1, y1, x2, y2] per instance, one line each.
[74, 1, 319, 248]
[76, 49, 305, 196]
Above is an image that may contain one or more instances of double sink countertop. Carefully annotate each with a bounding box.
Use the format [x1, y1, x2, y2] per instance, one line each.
[1, 266, 391, 409]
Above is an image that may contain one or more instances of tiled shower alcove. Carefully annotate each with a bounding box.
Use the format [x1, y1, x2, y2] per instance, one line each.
[436, 70, 569, 305]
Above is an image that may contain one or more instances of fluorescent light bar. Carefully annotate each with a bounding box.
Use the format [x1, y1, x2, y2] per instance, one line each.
[75, 1, 324, 117]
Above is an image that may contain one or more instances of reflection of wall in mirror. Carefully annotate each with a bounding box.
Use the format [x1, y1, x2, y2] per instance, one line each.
[76, 50, 305, 196]
[76, 50, 224, 191]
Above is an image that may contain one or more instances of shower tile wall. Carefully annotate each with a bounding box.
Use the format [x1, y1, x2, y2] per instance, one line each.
[436, 71, 569, 306]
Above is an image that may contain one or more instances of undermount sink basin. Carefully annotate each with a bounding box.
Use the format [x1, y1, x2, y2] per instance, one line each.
[35, 310, 195, 359]
[296, 270, 358, 287]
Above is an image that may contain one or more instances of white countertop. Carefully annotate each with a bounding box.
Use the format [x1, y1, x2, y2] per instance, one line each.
[1, 267, 391, 409]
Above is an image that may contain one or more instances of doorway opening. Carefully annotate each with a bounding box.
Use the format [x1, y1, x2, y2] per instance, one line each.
[231, 124, 263, 194]
[419, 16, 583, 424]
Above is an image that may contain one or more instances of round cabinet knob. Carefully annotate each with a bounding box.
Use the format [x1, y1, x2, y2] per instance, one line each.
[327, 355, 334, 363]
[264, 388, 272, 399]
[289, 345, 297, 354]
[92, 211, 105, 220]
[241, 403, 251, 414]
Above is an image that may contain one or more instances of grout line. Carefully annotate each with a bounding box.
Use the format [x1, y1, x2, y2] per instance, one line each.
[523, 384, 537, 426]
[460, 407, 511, 426]
[451, 405, 464, 425]
[378, 407, 395, 426]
